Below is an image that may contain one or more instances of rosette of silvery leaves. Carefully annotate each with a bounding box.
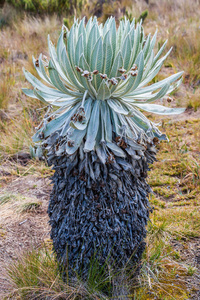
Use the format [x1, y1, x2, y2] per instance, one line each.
[23, 16, 184, 162]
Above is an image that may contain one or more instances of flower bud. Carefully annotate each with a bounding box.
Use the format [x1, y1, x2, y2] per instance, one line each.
[167, 97, 173, 103]
[130, 70, 138, 77]
[100, 73, 107, 79]
[120, 74, 127, 80]
[67, 140, 74, 147]
[81, 70, 90, 77]
[153, 137, 159, 144]
[118, 67, 126, 74]
[35, 59, 39, 67]
[93, 70, 99, 75]
[131, 64, 137, 71]
[75, 66, 83, 72]
[110, 78, 118, 85]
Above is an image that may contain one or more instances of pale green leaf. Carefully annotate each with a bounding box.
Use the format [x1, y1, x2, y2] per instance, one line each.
[84, 100, 100, 151]
[106, 142, 126, 158]
[75, 34, 84, 65]
[101, 101, 112, 142]
[96, 80, 111, 100]
[90, 37, 103, 89]
[103, 30, 113, 75]
[121, 34, 132, 70]
[134, 103, 186, 115]
[109, 51, 123, 78]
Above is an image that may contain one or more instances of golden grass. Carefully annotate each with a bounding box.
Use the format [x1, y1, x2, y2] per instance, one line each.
[0, 67, 15, 110]
[4, 248, 111, 300]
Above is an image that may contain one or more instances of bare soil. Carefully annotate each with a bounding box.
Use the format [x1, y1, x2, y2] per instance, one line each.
[171, 238, 200, 299]
[0, 173, 52, 296]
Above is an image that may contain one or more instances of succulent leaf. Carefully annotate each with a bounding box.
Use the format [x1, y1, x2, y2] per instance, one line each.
[133, 103, 185, 115]
[23, 17, 185, 155]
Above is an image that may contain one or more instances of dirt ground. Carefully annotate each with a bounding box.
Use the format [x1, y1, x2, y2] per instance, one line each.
[0, 173, 52, 295]
[171, 239, 200, 300]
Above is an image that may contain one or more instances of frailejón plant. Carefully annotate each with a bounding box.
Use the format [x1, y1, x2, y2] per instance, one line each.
[23, 16, 184, 274]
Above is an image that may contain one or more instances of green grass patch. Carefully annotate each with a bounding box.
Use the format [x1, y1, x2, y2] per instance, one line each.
[6, 248, 113, 300]
[0, 193, 17, 205]
[152, 207, 200, 238]
[19, 201, 42, 212]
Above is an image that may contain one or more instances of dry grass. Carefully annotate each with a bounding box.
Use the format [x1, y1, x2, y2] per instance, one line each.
[4, 248, 112, 300]
[0, 192, 42, 216]
[0, 67, 15, 110]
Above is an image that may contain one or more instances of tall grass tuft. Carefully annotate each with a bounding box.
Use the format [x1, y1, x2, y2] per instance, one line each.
[6, 248, 112, 299]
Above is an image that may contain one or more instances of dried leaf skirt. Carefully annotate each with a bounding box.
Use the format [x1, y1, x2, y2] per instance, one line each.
[47, 146, 154, 273]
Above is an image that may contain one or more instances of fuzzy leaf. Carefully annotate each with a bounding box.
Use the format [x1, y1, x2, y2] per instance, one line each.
[106, 142, 126, 158]
[133, 103, 186, 115]
[87, 24, 99, 62]
[90, 37, 103, 89]
[103, 30, 113, 75]
[48, 60, 80, 96]
[69, 97, 93, 130]
[121, 34, 132, 70]
[66, 128, 87, 154]
[97, 80, 111, 100]
[109, 51, 123, 79]
[84, 100, 100, 151]
[101, 102, 112, 142]
[33, 55, 52, 85]
[75, 34, 84, 65]
[61, 48, 84, 92]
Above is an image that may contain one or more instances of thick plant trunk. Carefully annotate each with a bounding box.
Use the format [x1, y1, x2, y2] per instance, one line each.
[47, 145, 154, 275]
